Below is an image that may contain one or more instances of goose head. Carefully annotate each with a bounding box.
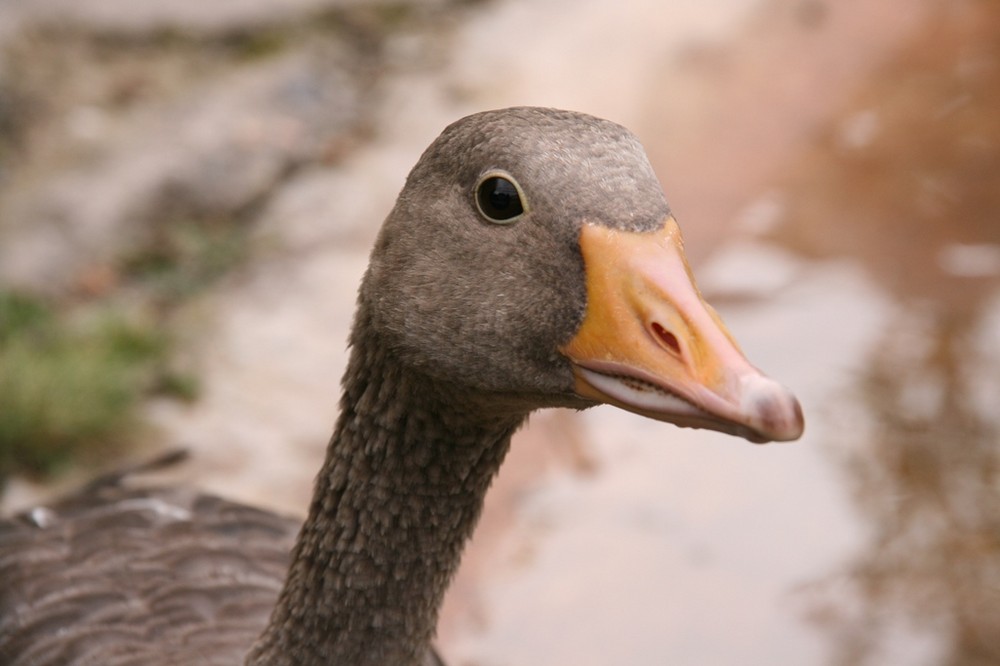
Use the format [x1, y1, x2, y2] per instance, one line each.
[360, 107, 803, 443]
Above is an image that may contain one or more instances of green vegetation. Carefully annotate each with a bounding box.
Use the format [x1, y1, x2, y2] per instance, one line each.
[0, 218, 247, 485]
[0, 291, 196, 482]
[0, 219, 250, 488]
[122, 219, 251, 305]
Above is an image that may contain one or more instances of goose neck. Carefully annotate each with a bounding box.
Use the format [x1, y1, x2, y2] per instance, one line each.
[248, 339, 523, 665]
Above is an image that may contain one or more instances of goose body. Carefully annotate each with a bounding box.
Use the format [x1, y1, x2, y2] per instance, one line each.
[0, 107, 803, 665]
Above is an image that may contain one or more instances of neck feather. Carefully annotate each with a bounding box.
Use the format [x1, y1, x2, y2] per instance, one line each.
[247, 329, 524, 665]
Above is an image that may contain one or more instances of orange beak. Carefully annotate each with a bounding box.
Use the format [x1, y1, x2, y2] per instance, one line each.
[561, 217, 804, 444]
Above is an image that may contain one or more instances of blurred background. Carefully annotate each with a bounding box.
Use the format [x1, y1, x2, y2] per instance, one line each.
[0, 0, 998, 664]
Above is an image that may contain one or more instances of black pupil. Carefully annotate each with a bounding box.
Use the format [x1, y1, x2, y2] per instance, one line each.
[477, 177, 523, 221]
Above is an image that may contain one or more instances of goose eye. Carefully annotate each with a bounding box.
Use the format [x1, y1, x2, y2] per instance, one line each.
[476, 175, 525, 223]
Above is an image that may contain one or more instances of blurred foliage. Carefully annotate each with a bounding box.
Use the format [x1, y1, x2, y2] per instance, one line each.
[0, 291, 197, 483]
[0, 209, 249, 487]
[122, 218, 251, 306]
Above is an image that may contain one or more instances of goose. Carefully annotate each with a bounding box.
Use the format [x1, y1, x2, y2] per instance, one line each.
[0, 107, 804, 666]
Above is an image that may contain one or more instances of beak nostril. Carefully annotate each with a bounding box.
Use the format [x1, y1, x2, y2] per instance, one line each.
[650, 321, 682, 357]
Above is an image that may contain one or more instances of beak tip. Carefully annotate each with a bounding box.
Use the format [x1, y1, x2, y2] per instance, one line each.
[739, 375, 805, 443]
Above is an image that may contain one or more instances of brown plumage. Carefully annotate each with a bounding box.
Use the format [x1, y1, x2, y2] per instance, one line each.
[0, 107, 803, 665]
